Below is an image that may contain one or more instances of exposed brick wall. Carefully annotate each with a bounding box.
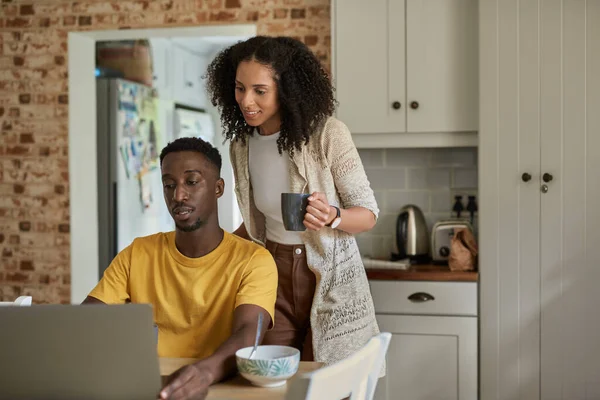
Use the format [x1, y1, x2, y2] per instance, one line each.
[0, 0, 331, 304]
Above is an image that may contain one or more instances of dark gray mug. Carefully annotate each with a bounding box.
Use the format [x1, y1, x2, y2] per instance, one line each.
[281, 193, 310, 231]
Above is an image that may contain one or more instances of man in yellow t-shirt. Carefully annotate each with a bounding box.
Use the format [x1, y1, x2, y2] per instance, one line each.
[83, 137, 277, 400]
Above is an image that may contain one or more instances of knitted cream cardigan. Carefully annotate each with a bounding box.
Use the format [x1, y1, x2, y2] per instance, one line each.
[230, 117, 382, 368]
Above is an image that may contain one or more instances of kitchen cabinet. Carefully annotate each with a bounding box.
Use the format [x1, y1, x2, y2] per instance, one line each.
[479, 1, 600, 399]
[148, 41, 209, 109]
[370, 280, 478, 400]
[172, 45, 209, 110]
[148, 38, 171, 97]
[332, 0, 478, 148]
[374, 315, 477, 400]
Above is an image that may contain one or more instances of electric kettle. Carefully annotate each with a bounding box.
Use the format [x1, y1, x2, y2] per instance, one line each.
[393, 204, 430, 263]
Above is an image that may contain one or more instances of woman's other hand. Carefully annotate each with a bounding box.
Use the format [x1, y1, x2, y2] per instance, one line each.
[304, 192, 334, 231]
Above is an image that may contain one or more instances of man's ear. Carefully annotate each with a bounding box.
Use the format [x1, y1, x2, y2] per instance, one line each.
[215, 178, 225, 198]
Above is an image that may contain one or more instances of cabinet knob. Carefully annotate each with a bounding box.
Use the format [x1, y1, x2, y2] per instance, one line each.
[542, 173, 553, 183]
[392, 101, 401, 110]
[521, 173, 532, 182]
[185, 81, 193, 87]
[410, 101, 419, 110]
[408, 292, 435, 303]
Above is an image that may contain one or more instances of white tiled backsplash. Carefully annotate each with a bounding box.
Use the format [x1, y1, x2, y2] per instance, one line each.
[357, 147, 478, 259]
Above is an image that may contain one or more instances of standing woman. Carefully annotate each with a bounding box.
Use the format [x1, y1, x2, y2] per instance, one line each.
[205, 36, 381, 366]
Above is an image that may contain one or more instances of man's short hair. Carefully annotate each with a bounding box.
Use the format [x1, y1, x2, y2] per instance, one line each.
[159, 137, 222, 174]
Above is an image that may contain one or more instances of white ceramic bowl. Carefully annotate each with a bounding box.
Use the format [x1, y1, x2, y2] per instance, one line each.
[235, 345, 300, 387]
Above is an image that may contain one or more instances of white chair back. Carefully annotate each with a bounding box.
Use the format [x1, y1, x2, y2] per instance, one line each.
[366, 332, 391, 400]
[285, 332, 392, 400]
[0, 296, 32, 306]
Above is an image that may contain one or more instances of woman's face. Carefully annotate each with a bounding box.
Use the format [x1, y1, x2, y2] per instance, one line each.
[235, 60, 281, 135]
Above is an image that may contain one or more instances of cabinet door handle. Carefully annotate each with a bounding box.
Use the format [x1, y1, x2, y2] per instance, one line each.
[392, 101, 401, 110]
[410, 101, 419, 110]
[185, 81, 193, 87]
[542, 173, 553, 183]
[521, 172, 532, 182]
[408, 292, 435, 303]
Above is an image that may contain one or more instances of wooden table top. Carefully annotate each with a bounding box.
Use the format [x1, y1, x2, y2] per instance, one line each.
[160, 358, 322, 399]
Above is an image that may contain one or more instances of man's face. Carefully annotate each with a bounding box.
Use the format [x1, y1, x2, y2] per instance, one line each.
[161, 151, 224, 232]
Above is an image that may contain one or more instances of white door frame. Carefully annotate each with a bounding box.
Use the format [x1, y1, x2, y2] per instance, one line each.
[68, 25, 256, 304]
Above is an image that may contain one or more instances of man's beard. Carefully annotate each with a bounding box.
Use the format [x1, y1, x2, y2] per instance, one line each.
[176, 217, 204, 232]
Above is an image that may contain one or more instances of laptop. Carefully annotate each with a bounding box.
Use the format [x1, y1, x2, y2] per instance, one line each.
[0, 304, 161, 400]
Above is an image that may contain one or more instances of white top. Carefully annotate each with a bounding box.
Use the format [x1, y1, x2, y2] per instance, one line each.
[248, 131, 303, 245]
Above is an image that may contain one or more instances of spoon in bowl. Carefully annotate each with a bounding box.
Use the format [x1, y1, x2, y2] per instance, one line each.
[248, 312, 263, 360]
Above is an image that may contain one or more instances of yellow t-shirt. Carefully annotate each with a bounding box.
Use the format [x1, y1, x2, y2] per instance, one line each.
[89, 231, 277, 359]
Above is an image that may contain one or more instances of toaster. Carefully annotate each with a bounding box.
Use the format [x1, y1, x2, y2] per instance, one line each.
[431, 219, 474, 264]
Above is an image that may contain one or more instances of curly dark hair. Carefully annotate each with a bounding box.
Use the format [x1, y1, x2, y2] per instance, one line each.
[159, 137, 222, 174]
[205, 35, 336, 155]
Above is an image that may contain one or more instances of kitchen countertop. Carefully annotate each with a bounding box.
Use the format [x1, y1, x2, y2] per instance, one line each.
[366, 264, 479, 282]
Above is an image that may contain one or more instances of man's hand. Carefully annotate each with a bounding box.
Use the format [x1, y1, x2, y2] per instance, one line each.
[159, 362, 214, 400]
[159, 305, 271, 400]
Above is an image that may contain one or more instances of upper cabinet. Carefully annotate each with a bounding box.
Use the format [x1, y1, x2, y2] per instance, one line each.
[149, 38, 171, 98]
[149, 40, 210, 110]
[332, 0, 478, 147]
[406, 0, 478, 133]
[172, 45, 209, 110]
[333, 0, 406, 135]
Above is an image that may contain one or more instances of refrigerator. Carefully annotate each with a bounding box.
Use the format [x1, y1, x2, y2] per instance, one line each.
[96, 78, 173, 277]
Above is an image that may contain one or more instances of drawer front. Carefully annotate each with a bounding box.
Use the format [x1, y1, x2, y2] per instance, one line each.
[369, 280, 478, 316]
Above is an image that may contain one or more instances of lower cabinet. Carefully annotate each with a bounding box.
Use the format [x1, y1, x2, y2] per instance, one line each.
[369, 280, 478, 400]
[373, 314, 477, 400]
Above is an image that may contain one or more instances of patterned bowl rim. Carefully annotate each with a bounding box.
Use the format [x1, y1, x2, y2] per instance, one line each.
[235, 345, 300, 362]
